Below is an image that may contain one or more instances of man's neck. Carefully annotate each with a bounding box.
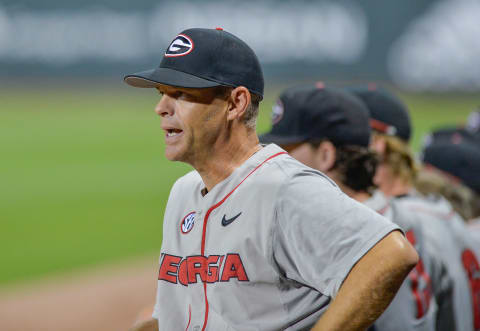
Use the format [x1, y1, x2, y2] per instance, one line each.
[325, 171, 371, 202]
[337, 182, 371, 203]
[350, 191, 371, 203]
[193, 131, 261, 192]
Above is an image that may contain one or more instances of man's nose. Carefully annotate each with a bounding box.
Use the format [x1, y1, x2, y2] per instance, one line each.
[155, 95, 174, 117]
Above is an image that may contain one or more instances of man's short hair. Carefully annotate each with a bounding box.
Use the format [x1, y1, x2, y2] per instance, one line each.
[243, 93, 261, 130]
[215, 86, 261, 130]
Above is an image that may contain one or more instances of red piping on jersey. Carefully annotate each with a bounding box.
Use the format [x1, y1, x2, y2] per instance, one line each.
[410, 273, 424, 318]
[185, 305, 191, 331]
[199, 151, 287, 331]
[202, 282, 208, 331]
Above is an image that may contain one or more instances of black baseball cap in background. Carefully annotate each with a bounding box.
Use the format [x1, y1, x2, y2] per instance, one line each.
[259, 84, 372, 147]
[124, 27, 264, 99]
[423, 126, 479, 147]
[421, 139, 480, 194]
[349, 85, 412, 142]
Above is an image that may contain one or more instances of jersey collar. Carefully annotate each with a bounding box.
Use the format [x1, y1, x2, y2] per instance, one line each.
[199, 144, 285, 201]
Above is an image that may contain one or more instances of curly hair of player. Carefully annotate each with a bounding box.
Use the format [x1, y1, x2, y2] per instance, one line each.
[309, 141, 379, 193]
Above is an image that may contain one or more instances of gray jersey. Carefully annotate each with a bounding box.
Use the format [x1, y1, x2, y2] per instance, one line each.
[365, 191, 437, 331]
[153, 144, 399, 331]
[468, 218, 480, 244]
[394, 192, 479, 331]
[465, 217, 480, 330]
[444, 207, 480, 331]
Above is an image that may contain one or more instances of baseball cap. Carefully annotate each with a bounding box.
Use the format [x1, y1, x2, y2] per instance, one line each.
[259, 84, 372, 147]
[124, 28, 264, 99]
[423, 126, 478, 147]
[421, 140, 480, 194]
[349, 85, 411, 142]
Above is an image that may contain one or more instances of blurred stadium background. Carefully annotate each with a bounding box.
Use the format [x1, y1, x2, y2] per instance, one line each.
[1, 0, 480, 330]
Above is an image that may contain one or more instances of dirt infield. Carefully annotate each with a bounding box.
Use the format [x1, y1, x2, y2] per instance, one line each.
[0, 256, 158, 331]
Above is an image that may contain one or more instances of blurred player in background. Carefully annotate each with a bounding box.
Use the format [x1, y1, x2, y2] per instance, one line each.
[417, 113, 480, 279]
[418, 130, 480, 330]
[416, 128, 480, 222]
[349, 86, 415, 198]
[124, 28, 417, 331]
[260, 84, 440, 331]
[352, 85, 480, 331]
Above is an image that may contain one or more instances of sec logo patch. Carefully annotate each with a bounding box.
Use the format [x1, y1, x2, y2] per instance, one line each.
[180, 212, 195, 234]
[165, 34, 194, 57]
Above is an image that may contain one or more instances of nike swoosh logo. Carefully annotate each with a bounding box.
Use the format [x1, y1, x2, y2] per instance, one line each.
[221, 212, 242, 226]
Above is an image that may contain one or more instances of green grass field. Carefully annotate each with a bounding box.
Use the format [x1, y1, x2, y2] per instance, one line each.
[1, 82, 479, 286]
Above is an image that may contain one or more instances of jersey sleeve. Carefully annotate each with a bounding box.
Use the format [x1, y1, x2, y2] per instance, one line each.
[272, 170, 400, 298]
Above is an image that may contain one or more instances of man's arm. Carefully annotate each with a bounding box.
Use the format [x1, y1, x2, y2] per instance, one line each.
[129, 318, 158, 331]
[311, 230, 418, 331]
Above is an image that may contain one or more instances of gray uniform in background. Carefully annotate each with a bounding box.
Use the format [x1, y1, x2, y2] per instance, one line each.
[468, 219, 480, 243]
[365, 191, 438, 331]
[394, 192, 479, 331]
[153, 144, 399, 331]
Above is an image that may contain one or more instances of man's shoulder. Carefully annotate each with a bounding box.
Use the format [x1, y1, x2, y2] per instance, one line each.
[261, 154, 349, 213]
[178, 170, 202, 184]
[170, 170, 203, 194]
[364, 190, 391, 216]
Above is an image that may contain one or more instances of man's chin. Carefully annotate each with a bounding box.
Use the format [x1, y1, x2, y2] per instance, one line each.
[165, 152, 180, 162]
[164, 147, 186, 162]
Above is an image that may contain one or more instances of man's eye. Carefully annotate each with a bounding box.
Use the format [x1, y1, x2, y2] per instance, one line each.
[171, 91, 184, 99]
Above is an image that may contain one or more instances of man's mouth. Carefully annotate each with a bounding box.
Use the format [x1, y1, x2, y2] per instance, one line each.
[165, 129, 183, 137]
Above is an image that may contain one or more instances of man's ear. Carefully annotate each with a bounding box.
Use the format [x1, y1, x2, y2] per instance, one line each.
[371, 134, 387, 155]
[226, 86, 250, 122]
[314, 141, 337, 172]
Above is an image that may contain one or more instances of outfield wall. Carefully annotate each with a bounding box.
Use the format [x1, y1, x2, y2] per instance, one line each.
[1, 0, 480, 91]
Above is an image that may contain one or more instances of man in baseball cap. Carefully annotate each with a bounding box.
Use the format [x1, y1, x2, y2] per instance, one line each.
[418, 130, 480, 331]
[260, 84, 377, 195]
[419, 129, 480, 221]
[349, 85, 416, 198]
[351, 84, 476, 331]
[125, 27, 264, 99]
[265, 84, 458, 331]
[126, 29, 417, 331]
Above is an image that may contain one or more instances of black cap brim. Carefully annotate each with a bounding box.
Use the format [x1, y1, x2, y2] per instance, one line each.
[259, 132, 307, 145]
[124, 67, 223, 89]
